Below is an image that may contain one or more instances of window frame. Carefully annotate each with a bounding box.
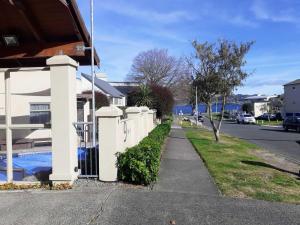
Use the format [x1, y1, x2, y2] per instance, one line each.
[29, 102, 51, 124]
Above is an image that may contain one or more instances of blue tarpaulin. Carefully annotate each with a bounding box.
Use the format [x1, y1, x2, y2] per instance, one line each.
[0, 148, 87, 181]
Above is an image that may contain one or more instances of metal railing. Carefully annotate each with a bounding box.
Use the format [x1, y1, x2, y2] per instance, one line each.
[73, 122, 98, 178]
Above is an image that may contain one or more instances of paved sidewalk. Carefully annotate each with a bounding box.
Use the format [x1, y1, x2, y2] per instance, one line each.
[0, 126, 299, 225]
[154, 126, 219, 195]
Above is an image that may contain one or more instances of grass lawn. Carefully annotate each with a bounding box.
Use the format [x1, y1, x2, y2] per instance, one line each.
[256, 120, 283, 126]
[183, 123, 300, 204]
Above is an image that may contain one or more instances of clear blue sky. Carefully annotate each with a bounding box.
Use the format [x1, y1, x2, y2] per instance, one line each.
[77, 0, 300, 95]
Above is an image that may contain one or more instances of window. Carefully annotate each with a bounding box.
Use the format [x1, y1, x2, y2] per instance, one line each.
[113, 98, 121, 105]
[30, 103, 51, 124]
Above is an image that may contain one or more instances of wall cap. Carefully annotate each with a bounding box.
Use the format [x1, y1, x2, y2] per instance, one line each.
[46, 55, 78, 68]
[96, 106, 123, 117]
[126, 107, 142, 114]
[140, 106, 149, 112]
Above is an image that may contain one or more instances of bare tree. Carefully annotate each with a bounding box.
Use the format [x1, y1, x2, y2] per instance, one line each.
[190, 40, 253, 142]
[127, 49, 192, 102]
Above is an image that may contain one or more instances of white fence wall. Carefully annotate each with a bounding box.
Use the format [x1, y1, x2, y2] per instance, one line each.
[96, 106, 157, 182]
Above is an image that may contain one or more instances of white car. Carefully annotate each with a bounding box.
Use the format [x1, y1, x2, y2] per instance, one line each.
[237, 114, 256, 124]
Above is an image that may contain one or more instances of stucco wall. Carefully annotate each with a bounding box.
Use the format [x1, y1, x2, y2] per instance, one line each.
[283, 84, 300, 114]
[253, 102, 268, 117]
[0, 70, 51, 141]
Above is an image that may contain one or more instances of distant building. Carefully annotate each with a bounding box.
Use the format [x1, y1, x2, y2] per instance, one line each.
[79, 73, 126, 107]
[283, 79, 300, 117]
[244, 95, 277, 117]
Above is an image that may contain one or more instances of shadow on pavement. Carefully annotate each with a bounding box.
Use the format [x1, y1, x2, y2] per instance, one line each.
[168, 136, 186, 140]
[260, 128, 298, 133]
[239, 137, 298, 142]
[241, 160, 300, 177]
[223, 120, 237, 124]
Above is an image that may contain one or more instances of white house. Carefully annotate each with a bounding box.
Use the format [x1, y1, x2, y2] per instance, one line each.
[79, 73, 126, 107]
[0, 70, 126, 148]
[244, 95, 277, 117]
[283, 79, 300, 117]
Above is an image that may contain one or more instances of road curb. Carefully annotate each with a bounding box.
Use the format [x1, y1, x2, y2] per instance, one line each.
[259, 125, 282, 128]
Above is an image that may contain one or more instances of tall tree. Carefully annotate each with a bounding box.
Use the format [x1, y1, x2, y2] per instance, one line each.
[190, 40, 253, 142]
[127, 49, 191, 103]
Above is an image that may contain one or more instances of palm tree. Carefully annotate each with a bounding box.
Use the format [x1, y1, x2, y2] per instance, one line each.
[136, 85, 152, 107]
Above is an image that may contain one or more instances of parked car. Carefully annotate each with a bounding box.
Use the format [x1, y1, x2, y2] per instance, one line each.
[283, 117, 300, 132]
[256, 113, 276, 121]
[198, 115, 204, 122]
[275, 112, 283, 121]
[237, 114, 256, 124]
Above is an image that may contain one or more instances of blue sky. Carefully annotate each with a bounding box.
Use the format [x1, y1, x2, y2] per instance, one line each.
[77, 0, 300, 95]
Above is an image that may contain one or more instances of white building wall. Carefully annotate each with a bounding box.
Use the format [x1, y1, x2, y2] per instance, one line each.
[0, 70, 51, 141]
[78, 76, 126, 107]
[283, 83, 300, 115]
[0, 71, 126, 141]
[253, 102, 269, 117]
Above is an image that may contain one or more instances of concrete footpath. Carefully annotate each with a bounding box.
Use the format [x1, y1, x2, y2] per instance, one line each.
[154, 125, 219, 195]
[0, 126, 299, 225]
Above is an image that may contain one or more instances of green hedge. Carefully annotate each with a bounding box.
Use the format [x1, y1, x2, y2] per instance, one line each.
[116, 121, 171, 185]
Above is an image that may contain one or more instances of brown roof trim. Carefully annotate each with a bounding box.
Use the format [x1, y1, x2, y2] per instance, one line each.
[0, 0, 100, 67]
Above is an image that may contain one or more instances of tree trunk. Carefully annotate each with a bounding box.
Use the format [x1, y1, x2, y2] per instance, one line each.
[208, 102, 220, 142]
[217, 95, 226, 131]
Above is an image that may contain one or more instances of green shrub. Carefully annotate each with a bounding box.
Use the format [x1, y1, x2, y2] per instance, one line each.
[116, 121, 171, 185]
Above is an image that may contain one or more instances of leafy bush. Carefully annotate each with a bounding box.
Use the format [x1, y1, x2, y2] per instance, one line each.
[127, 85, 153, 107]
[82, 91, 109, 109]
[150, 84, 174, 119]
[127, 84, 174, 119]
[117, 121, 171, 185]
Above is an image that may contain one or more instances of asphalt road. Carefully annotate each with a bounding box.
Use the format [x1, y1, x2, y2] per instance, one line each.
[203, 119, 300, 163]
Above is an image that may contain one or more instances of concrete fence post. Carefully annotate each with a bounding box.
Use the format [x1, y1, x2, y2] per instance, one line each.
[47, 55, 79, 184]
[126, 107, 142, 145]
[4, 71, 13, 182]
[140, 106, 149, 137]
[148, 109, 155, 131]
[152, 109, 157, 126]
[97, 106, 123, 182]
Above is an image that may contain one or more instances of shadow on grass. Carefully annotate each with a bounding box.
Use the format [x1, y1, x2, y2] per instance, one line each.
[168, 136, 186, 140]
[188, 137, 211, 142]
[241, 160, 300, 177]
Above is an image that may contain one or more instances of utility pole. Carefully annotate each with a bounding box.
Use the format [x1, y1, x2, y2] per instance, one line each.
[195, 86, 198, 126]
[215, 96, 218, 113]
[90, 0, 96, 147]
